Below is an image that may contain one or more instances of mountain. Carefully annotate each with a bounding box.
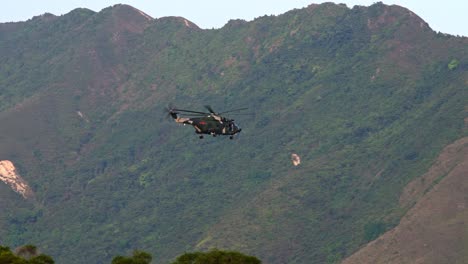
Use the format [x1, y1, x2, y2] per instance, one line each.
[343, 137, 468, 264]
[0, 3, 467, 263]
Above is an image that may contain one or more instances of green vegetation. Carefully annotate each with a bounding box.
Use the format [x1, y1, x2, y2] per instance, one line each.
[0, 2, 466, 264]
[364, 221, 388, 242]
[448, 59, 459, 70]
[112, 250, 152, 264]
[0, 245, 54, 264]
[1, 246, 260, 264]
[171, 249, 261, 264]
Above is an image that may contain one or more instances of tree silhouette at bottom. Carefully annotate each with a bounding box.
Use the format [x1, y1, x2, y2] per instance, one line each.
[111, 250, 152, 264]
[0, 245, 54, 264]
[171, 249, 261, 264]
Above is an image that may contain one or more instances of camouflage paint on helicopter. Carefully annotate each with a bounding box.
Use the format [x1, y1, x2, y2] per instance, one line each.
[168, 105, 246, 139]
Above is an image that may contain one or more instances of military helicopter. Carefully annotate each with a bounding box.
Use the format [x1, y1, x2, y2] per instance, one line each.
[167, 105, 247, 139]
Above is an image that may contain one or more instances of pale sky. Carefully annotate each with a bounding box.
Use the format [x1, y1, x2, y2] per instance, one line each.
[1, 0, 467, 36]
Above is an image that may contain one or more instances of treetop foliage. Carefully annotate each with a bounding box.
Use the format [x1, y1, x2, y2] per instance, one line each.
[0, 245, 54, 264]
[171, 249, 261, 264]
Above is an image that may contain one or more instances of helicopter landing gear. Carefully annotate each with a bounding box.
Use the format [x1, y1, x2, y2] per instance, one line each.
[199, 135, 204, 139]
[229, 136, 234, 140]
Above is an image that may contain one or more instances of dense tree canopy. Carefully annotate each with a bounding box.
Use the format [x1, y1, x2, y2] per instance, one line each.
[0, 245, 54, 264]
[171, 249, 261, 264]
[2, 245, 262, 264]
[111, 250, 152, 264]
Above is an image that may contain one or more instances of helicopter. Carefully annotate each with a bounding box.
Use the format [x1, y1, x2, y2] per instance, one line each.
[167, 105, 247, 139]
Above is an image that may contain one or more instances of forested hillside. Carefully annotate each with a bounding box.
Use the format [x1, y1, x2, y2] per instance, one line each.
[0, 3, 466, 263]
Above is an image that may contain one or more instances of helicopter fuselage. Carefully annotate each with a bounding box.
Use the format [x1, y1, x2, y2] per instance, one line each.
[174, 115, 242, 137]
[168, 105, 246, 139]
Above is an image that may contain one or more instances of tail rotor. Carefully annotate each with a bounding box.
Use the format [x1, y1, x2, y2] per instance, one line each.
[164, 104, 178, 120]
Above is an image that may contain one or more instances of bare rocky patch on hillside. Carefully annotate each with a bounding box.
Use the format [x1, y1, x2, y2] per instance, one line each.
[0, 160, 34, 199]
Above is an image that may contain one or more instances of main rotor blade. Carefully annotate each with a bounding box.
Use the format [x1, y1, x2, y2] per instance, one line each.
[204, 105, 216, 114]
[179, 113, 207, 117]
[219, 107, 249, 114]
[224, 112, 254, 116]
[172, 109, 210, 115]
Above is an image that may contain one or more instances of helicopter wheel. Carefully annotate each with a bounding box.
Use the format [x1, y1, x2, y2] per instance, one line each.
[229, 136, 234, 140]
[199, 135, 204, 139]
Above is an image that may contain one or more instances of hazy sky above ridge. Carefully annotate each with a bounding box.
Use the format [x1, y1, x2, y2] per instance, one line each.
[1, 0, 466, 36]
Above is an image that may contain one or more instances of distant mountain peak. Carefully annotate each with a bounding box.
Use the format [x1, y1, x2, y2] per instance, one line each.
[101, 5, 201, 31]
[30, 12, 57, 22]
[92, 4, 154, 34]
[153, 16, 200, 30]
[109, 4, 153, 21]
[366, 3, 430, 32]
[168, 16, 198, 28]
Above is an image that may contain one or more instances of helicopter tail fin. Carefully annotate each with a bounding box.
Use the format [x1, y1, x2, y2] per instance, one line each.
[170, 111, 178, 119]
[169, 111, 190, 124]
